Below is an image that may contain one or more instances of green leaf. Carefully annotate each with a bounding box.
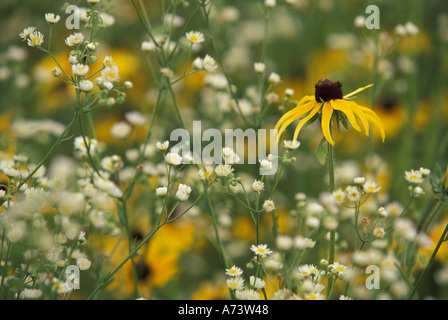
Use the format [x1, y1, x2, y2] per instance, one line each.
[316, 137, 327, 165]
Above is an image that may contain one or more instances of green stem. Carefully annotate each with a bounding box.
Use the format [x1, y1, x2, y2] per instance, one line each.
[326, 142, 336, 300]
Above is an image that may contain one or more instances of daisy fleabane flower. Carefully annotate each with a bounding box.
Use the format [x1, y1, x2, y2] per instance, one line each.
[198, 166, 214, 180]
[72, 64, 90, 77]
[227, 276, 245, 291]
[185, 31, 205, 44]
[214, 164, 234, 177]
[203, 55, 217, 72]
[45, 13, 61, 24]
[250, 244, 273, 257]
[101, 65, 120, 83]
[330, 262, 350, 275]
[363, 180, 381, 194]
[76, 257, 91, 271]
[19, 27, 36, 41]
[225, 265, 243, 277]
[165, 152, 183, 166]
[176, 183, 192, 202]
[27, 31, 44, 47]
[65, 33, 85, 47]
[283, 140, 301, 150]
[404, 169, 424, 184]
[156, 140, 169, 152]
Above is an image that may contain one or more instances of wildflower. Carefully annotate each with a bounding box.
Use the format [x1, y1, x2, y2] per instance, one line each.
[265, 0, 276, 8]
[227, 276, 245, 291]
[19, 27, 36, 40]
[45, 13, 61, 24]
[76, 257, 91, 271]
[363, 180, 381, 194]
[274, 79, 385, 145]
[198, 166, 214, 180]
[79, 79, 94, 92]
[354, 15, 366, 28]
[259, 158, 273, 171]
[141, 41, 156, 51]
[268, 72, 281, 84]
[176, 183, 192, 201]
[283, 140, 300, 150]
[378, 207, 388, 218]
[156, 141, 170, 152]
[20, 288, 43, 299]
[354, 176, 366, 185]
[203, 55, 217, 72]
[27, 31, 44, 47]
[88, 0, 101, 5]
[294, 235, 316, 250]
[165, 152, 183, 166]
[2, 167, 20, 178]
[404, 169, 424, 184]
[405, 22, 419, 36]
[249, 276, 266, 290]
[72, 64, 90, 77]
[65, 33, 85, 47]
[101, 65, 120, 83]
[110, 121, 131, 139]
[254, 62, 265, 73]
[214, 164, 234, 177]
[124, 111, 147, 126]
[413, 186, 425, 197]
[346, 186, 361, 202]
[330, 262, 350, 276]
[250, 244, 273, 257]
[332, 188, 345, 204]
[276, 235, 293, 251]
[262, 199, 276, 212]
[251, 180, 264, 193]
[185, 31, 205, 44]
[156, 186, 168, 198]
[374, 227, 386, 239]
[51, 67, 61, 77]
[419, 167, 431, 176]
[235, 289, 261, 300]
[225, 265, 243, 277]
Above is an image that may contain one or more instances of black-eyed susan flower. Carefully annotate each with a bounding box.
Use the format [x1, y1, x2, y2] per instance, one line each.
[275, 79, 386, 145]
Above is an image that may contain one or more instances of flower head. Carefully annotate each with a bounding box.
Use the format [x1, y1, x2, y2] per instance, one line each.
[275, 79, 385, 145]
[45, 13, 61, 24]
[27, 31, 44, 47]
[19, 27, 36, 40]
[185, 31, 205, 44]
[404, 169, 424, 184]
[250, 244, 272, 257]
[225, 265, 243, 277]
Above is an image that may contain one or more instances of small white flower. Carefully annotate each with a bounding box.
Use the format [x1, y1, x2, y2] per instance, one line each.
[45, 13, 61, 24]
[110, 121, 131, 139]
[374, 227, 386, 239]
[283, 140, 300, 150]
[265, 0, 276, 7]
[175, 183, 192, 201]
[19, 27, 36, 40]
[378, 207, 388, 218]
[225, 265, 243, 277]
[165, 152, 183, 166]
[27, 31, 44, 47]
[76, 257, 91, 271]
[251, 180, 264, 193]
[249, 276, 266, 290]
[254, 62, 265, 73]
[259, 159, 273, 171]
[186, 31, 205, 44]
[141, 41, 156, 51]
[156, 141, 170, 151]
[419, 167, 431, 176]
[3, 167, 20, 178]
[65, 33, 85, 47]
[198, 166, 214, 180]
[363, 181, 381, 194]
[101, 65, 120, 83]
[413, 186, 425, 197]
[404, 169, 424, 184]
[262, 199, 275, 212]
[354, 176, 366, 185]
[72, 64, 90, 77]
[250, 244, 272, 257]
[346, 186, 361, 202]
[227, 276, 245, 291]
[192, 57, 203, 69]
[214, 164, 234, 177]
[332, 188, 345, 204]
[405, 22, 419, 36]
[354, 15, 366, 28]
[51, 67, 62, 77]
[203, 55, 217, 72]
[276, 235, 293, 251]
[268, 72, 281, 84]
[156, 186, 168, 198]
[79, 79, 94, 92]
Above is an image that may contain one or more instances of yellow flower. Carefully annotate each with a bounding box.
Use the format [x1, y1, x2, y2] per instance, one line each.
[274, 79, 385, 145]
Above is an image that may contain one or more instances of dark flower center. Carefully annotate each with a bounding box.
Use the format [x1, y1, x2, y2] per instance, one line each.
[314, 79, 343, 102]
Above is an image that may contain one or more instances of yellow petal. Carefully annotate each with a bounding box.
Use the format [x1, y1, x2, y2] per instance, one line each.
[292, 103, 322, 141]
[330, 100, 362, 132]
[343, 84, 373, 99]
[322, 102, 335, 145]
[363, 113, 386, 142]
[275, 100, 319, 141]
[348, 102, 370, 136]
